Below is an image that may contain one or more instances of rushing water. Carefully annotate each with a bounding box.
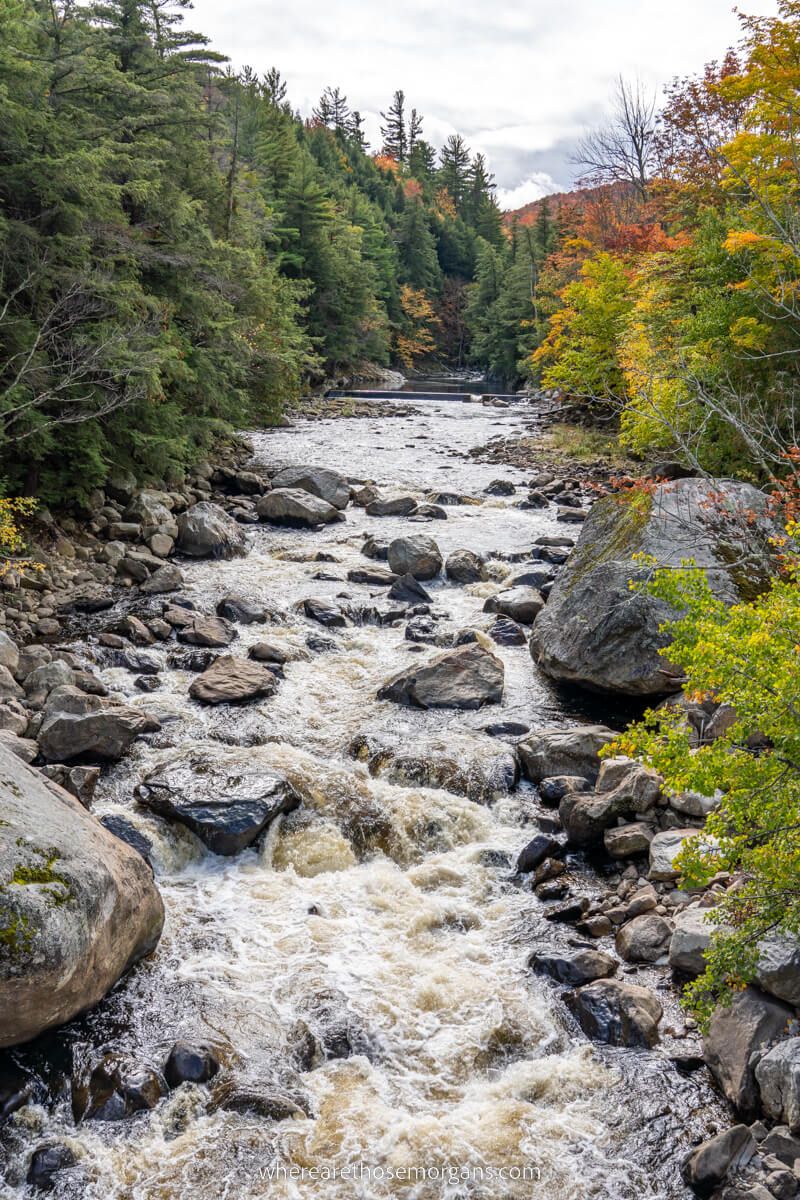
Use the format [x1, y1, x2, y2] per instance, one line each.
[1, 399, 726, 1199]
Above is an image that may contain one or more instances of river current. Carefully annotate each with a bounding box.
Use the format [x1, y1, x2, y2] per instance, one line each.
[1, 398, 725, 1199]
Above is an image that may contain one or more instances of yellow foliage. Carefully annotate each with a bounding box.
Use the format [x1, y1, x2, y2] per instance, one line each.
[0, 498, 40, 578]
[396, 285, 440, 369]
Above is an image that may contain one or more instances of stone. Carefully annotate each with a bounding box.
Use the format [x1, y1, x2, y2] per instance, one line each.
[164, 1040, 221, 1088]
[100, 814, 154, 866]
[349, 731, 518, 804]
[303, 598, 348, 628]
[148, 533, 174, 559]
[177, 614, 236, 648]
[139, 564, 183, 594]
[136, 749, 300, 855]
[517, 725, 617, 784]
[257, 487, 343, 528]
[483, 586, 544, 626]
[410, 503, 447, 520]
[26, 1142, 78, 1191]
[538, 775, 591, 806]
[176, 502, 247, 559]
[756, 935, 800, 1007]
[0, 731, 37, 763]
[604, 822, 654, 858]
[530, 948, 618, 987]
[756, 1039, 800, 1132]
[445, 549, 487, 584]
[515, 834, 562, 874]
[761, 1126, 800, 1166]
[377, 642, 504, 710]
[248, 641, 291, 665]
[565, 978, 662, 1048]
[595, 756, 662, 812]
[37, 689, 158, 763]
[0, 632, 19, 674]
[680, 1125, 756, 1196]
[669, 906, 717, 975]
[361, 535, 389, 561]
[365, 493, 417, 517]
[0, 665, 23, 701]
[485, 479, 516, 495]
[188, 656, 279, 705]
[615, 913, 674, 963]
[559, 790, 632, 848]
[489, 618, 527, 646]
[531, 479, 779, 696]
[124, 492, 178, 538]
[0, 747, 164, 1048]
[669, 789, 721, 818]
[269, 465, 350, 510]
[347, 566, 397, 586]
[388, 574, 431, 604]
[387, 535, 442, 581]
[703, 987, 794, 1118]
[72, 1052, 168, 1122]
[649, 828, 701, 881]
[24, 660, 75, 697]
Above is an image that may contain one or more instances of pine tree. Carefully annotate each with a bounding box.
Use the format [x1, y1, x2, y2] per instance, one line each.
[398, 198, 441, 293]
[380, 89, 407, 163]
[438, 134, 471, 210]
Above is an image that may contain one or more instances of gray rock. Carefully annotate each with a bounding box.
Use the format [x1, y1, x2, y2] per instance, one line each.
[615, 913, 674, 963]
[124, 492, 178, 538]
[445, 549, 487, 584]
[176, 502, 246, 559]
[177, 615, 236, 648]
[257, 487, 343, 528]
[604, 822, 654, 858]
[270, 465, 350, 510]
[215, 595, 267, 625]
[704, 987, 794, 1118]
[188, 656, 279, 705]
[518, 725, 617, 784]
[761, 1125, 800, 1166]
[387, 535, 442, 581]
[0, 746, 163, 1047]
[530, 948, 618, 986]
[37, 689, 158, 763]
[560, 790, 631, 847]
[0, 665, 23, 701]
[0, 632, 19, 674]
[516, 834, 561, 873]
[377, 642, 504, 710]
[595, 756, 662, 812]
[139, 564, 183, 595]
[649, 828, 700, 881]
[303, 598, 348, 628]
[669, 906, 717, 975]
[566, 978, 662, 1048]
[756, 1039, 800, 1131]
[24, 660, 75, 698]
[136, 749, 300, 856]
[669, 789, 721, 818]
[531, 479, 779, 696]
[349, 730, 518, 803]
[756, 935, 800, 1007]
[365, 494, 418, 517]
[483, 586, 544, 626]
[681, 1125, 756, 1195]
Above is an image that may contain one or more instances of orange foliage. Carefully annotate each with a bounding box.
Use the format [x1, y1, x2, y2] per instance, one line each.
[373, 154, 400, 177]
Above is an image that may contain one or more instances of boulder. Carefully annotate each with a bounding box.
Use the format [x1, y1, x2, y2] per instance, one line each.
[361, 535, 389, 561]
[124, 492, 178, 538]
[565, 977, 662, 1048]
[0, 633, 19, 675]
[303, 597, 348, 628]
[703, 987, 794, 1118]
[680, 1125, 756, 1196]
[595, 756, 662, 812]
[347, 566, 397, 587]
[136, 749, 300, 855]
[445, 549, 487, 584]
[756, 935, 800, 1007]
[483, 586, 544, 626]
[71, 1051, 168, 1122]
[488, 617, 527, 646]
[615, 913, 674, 963]
[531, 479, 779, 696]
[139, 564, 183, 595]
[559, 790, 631, 848]
[257, 488, 343, 528]
[188, 656, 279, 705]
[516, 834, 562, 873]
[176, 502, 246, 559]
[388, 574, 431, 604]
[649, 828, 699, 881]
[0, 747, 163, 1048]
[377, 642, 504, 710]
[26, 1142, 78, 1191]
[517, 725, 617, 784]
[604, 822, 654, 858]
[530, 948, 618, 987]
[177, 615, 236, 648]
[215, 595, 267, 625]
[269, 465, 350, 510]
[349, 730, 518, 803]
[756, 1039, 800, 1132]
[669, 906, 716, 975]
[164, 1040, 220, 1088]
[387, 535, 442, 581]
[37, 689, 158, 763]
[365, 494, 417, 517]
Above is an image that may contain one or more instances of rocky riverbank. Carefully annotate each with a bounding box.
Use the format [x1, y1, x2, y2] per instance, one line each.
[0, 396, 796, 1199]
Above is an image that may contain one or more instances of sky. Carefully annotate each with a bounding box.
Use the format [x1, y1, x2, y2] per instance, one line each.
[189, 0, 778, 210]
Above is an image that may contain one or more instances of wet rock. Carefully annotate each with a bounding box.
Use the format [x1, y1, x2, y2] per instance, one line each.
[188, 656, 279, 705]
[488, 617, 527, 646]
[538, 775, 591, 807]
[135, 675, 161, 692]
[0, 632, 19, 675]
[177, 615, 236, 648]
[270, 465, 350, 510]
[516, 834, 562, 874]
[164, 1040, 220, 1088]
[531, 479, 780, 696]
[388, 574, 432, 603]
[215, 1087, 307, 1121]
[136, 749, 300, 855]
[303, 598, 348, 628]
[257, 488, 343, 528]
[445, 549, 487, 584]
[361, 534, 389, 561]
[566, 978, 663, 1048]
[756, 935, 800, 1007]
[483, 585, 544, 626]
[248, 641, 291, 665]
[346, 566, 397, 586]
[38, 688, 158, 762]
[378, 641, 504, 710]
[530, 948, 618, 986]
[543, 897, 589, 924]
[616, 913, 674, 963]
[704, 987, 795, 1118]
[112, 648, 161, 675]
[0, 747, 164, 1048]
[484, 720, 530, 738]
[410, 503, 448, 520]
[100, 814, 154, 867]
[756, 1039, 800, 1131]
[215, 595, 267, 625]
[404, 615, 441, 644]
[669, 906, 716, 975]
[518, 725, 617, 784]
[604, 822, 654, 858]
[26, 1142, 78, 1192]
[176, 502, 246, 559]
[349, 731, 518, 803]
[649, 828, 700, 881]
[365, 493, 417, 517]
[139, 564, 184, 595]
[387, 535, 442, 581]
[72, 1052, 168, 1122]
[510, 567, 554, 590]
[167, 648, 217, 673]
[681, 1125, 756, 1196]
[485, 479, 516, 496]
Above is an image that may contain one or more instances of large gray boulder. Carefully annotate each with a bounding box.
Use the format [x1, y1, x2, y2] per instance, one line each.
[531, 479, 779, 696]
[377, 642, 503, 710]
[188, 656, 279, 705]
[176, 502, 246, 559]
[483, 586, 544, 626]
[37, 688, 159, 763]
[518, 725, 617, 784]
[445, 549, 487, 584]
[615, 913, 673, 963]
[703, 987, 794, 1117]
[756, 1039, 800, 1132]
[349, 731, 518, 803]
[257, 488, 343, 528]
[669, 906, 717, 975]
[649, 828, 700, 881]
[680, 1125, 756, 1195]
[124, 492, 178, 538]
[0, 747, 164, 1047]
[756, 935, 800, 1006]
[566, 978, 662, 1048]
[387, 535, 442, 581]
[269, 465, 350, 510]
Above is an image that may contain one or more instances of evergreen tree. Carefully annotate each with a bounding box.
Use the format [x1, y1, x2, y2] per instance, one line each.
[398, 199, 442, 293]
[438, 134, 471, 210]
[380, 89, 407, 163]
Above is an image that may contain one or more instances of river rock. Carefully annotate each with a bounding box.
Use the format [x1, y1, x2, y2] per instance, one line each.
[388, 574, 431, 603]
[530, 948, 618, 986]
[445, 549, 487, 584]
[176, 502, 246, 559]
[518, 725, 617, 784]
[361, 535, 389, 561]
[270, 465, 350, 510]
[0, 633, 19, 675]
[596, 756, 662, 812]
[489, 617, 527, 646]
[136, 749, 301, 855]
[756, 935, 800, 1006]
[37, 689, 158, 762]
[604, 822, 654, 858]
[516, 834, 562, 873]
[755, 1039, 800, 1132]
[531, 479, 779, 696]
[72, 1051, 168, 1122]
[649, 828, 700, 880]
[26, 1142, 78, 1191]
[566, 978, 662, 1048]
[681, 1125, 756, 1195]
[669, 906, 716, 975]
[484, 586, 544, 625]
[139, 564, 183, 594]
[365, 494, 417, 517]
[377, 642, 504, 710]
[188, 656, 279, 705]
[347, 566, 397, 586]
[164, 1040, 221, 1088]
[349, 731, 518, 803]
[177, 615, 236, 648]
[303, 598, 348, 628]
[0, 747, 164, 1047]
[616, 913, 674, 963]
[703, 987, 795, 1117]
[215, 595, 267, 625]
[124, 491, 178, 538]
[387, 535, 442, 581]
[257, 488, 343, 528]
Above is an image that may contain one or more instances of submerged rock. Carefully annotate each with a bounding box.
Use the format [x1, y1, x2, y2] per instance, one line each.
[72, 1052, 168, 1122]
[377, 642, 504, 710]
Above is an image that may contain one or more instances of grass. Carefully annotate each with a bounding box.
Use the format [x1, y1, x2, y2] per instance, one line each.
[541, 422, 636, 468]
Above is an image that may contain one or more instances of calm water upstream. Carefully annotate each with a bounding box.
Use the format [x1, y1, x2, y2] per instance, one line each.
[1, 399, 725, 1199]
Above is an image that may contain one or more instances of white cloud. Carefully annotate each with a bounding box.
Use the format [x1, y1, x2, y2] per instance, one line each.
[497, 174, 561, 212]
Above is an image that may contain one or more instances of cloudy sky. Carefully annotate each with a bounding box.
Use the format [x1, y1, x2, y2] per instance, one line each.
[190, 0, 777, 209]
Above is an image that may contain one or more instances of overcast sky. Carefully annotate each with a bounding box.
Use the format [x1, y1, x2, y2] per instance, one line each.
[190, 0, 777, 209]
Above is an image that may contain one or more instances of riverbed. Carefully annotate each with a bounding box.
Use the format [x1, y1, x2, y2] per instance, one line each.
[1, 398, 725, 1199]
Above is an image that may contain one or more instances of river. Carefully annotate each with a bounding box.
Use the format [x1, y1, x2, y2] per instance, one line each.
[1, 397, 725, 1198]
